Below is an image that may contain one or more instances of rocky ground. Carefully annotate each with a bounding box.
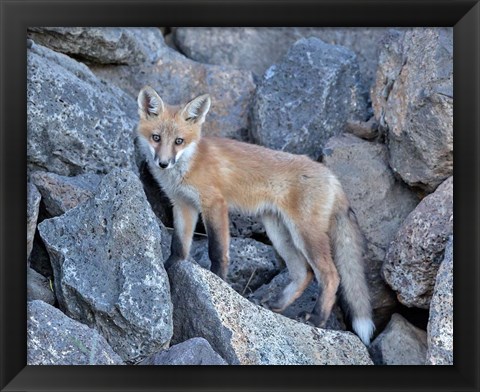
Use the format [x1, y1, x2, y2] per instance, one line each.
[27, 27, 453, 365]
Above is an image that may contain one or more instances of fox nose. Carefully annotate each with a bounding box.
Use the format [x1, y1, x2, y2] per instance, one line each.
[159, 161, 169, 169]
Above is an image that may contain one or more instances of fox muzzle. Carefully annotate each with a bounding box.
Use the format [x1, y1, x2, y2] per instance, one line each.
[158, 158, 176, 169]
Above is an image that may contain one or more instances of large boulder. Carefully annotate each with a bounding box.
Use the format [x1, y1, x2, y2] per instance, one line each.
[190, 237, 283, 295]
[28, 300, 123, 365]
[91, 44, 255, 141]
[250, 37, 368, 160]
[426, 236, 453, 365]
[31, 171, 102, 217]
[383, 176, 453, 308]
[27, 42, 137, 176]
[27, 27, 164, 65]
[169, 259, 373, 365]
[27, 182, 41, 260]
[38, 169, 173, 363]
[372, 28, 453, 192]
[323, 134, 419, 318]
[368, 313, 428, 365]
[140, 337, 227, 365]
[174, 27, 392, 88]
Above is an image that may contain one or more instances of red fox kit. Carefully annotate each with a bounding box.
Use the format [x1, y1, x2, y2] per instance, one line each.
[136, 86, 375, 345]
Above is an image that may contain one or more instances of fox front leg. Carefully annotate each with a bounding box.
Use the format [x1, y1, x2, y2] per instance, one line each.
[165, 201, 198, 270]
[202, 198, 230, 280]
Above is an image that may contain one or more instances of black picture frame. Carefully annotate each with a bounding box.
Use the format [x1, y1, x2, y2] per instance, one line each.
[1, 0, 479, 391]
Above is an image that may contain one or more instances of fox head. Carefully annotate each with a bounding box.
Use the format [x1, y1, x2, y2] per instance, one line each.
[136, 86, 211, 169]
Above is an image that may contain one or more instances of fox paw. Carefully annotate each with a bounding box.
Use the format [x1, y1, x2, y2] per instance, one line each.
[264, 298, 284, 313]
[297, 311, 326, 328]
[297, 311, 313, 324]
[254, 294, 285, 312]
[248, 297, 262, 306]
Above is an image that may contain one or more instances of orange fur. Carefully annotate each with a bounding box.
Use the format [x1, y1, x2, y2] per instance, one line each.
[136, 86, 375, 345]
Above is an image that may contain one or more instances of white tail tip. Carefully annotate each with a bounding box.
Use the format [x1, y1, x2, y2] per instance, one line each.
[352, 317, 376, 346]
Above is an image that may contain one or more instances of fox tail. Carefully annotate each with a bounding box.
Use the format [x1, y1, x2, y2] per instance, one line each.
[330, 204, 375, 345]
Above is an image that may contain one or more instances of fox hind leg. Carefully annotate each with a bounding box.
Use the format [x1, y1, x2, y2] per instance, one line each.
[262, 214, 313, 312]
[303, 234, 340, 327]
[283, 219, 340, 328]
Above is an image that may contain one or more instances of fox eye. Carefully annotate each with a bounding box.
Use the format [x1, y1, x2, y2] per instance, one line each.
[152, 134, 161, 143]
[175, 138, 184, 145]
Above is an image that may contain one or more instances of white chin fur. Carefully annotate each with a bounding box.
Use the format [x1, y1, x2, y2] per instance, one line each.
[174, 142, 198, 167]
[352, 317, 375, 346]
[175, 148, 186, 161]
[148, 144, 155, 159]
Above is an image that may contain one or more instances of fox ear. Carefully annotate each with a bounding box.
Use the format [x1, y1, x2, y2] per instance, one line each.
[181, 94, 211, 124]
[137, 86, 164, 119]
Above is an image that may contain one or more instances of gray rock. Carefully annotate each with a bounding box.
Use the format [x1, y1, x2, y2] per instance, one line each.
[372, 28, 453, 192]
[31, 171, 102, 217]
[369, 313, 427, 365]
[27, 267, 55, 305]
[251, 37, 368, 160]
[248, 269, 346, 331]
[91, 44, 255, 141]
[229, 212, 266, 238]
[169, 259, 373, 365]
[38, 169, 173, 363]
[189, 239, 212, 270]
[175, 27, 393, 88]
[164, 32, 179, 51]
[383, 177, 453, 308]
[27, 182, 41, 260]
[190, 237, 283, 295]
[28, 27, 164, 65]
[28, 300, 123, 365]
[27, 43, 137, 176]
[323, 134, 419, 317]
[426, 236, 453, 365]
[140, 337, 227, 365]
[345, 117, 380, 140]
[28, 234, 54, 280]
